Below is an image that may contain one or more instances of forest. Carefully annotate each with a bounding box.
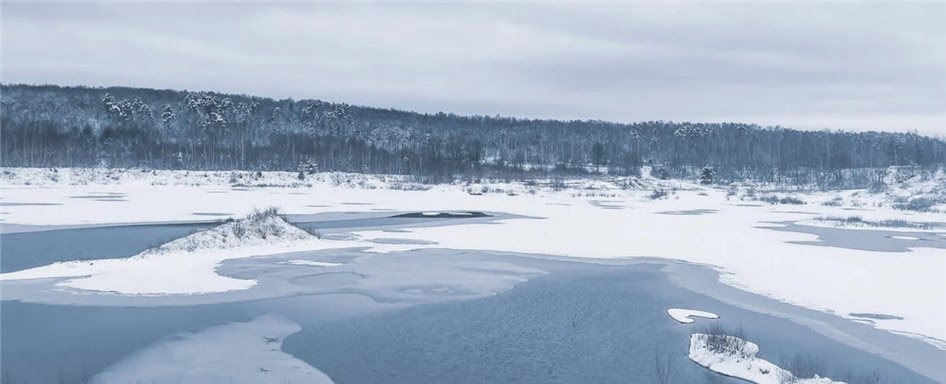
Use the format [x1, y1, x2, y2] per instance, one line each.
[2, 84, 944, 186]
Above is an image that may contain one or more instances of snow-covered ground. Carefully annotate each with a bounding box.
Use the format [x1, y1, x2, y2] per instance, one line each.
[1, 167, 944, 349]
[689, 333, 843, 384]
[668, 308, 719, 324]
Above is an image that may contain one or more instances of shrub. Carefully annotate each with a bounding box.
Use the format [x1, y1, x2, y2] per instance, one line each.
[650, 189, 669, 200]
[835, 369, 883, 384]
[893, 197, 937, 212]
[701, 324, 747, 357]
[781, 353, 826, 380]
[779, 196, 805, 205]
[757, 194, 805, 205]
[815, 216, 945, 230]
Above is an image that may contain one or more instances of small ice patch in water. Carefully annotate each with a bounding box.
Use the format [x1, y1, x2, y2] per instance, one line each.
[667, 308, 719, 324]
[657, 209, 718, 216]
[394, 212, 489, 218]
[850, 312, 904, 321]
[280, 260, 343, 267]
[70, 195, 125, 199]
[369, 238, 436, 245]
[889, 236, 919, 240]
[0, 202, 63, 207]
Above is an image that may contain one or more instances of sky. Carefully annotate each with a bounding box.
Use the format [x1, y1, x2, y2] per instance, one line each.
[2, 2, 944, 136]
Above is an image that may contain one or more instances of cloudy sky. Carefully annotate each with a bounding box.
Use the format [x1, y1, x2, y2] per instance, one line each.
[2, 2, 944, 135]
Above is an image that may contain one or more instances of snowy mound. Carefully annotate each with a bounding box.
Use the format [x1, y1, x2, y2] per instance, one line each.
[689, 333, 844, 384]
[146, 208, 313, 254]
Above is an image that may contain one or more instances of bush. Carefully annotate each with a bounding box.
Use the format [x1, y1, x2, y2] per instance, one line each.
[650, 189, 669, 200]
[701, 324, 747, 357]
[757, 194, 805, 205]
[835, 369, 883, 384]
[781, 353, 826, 380]
[893, 197, 937, 212]
[779, 196, 806, 205]
[816, 216, 945, 230]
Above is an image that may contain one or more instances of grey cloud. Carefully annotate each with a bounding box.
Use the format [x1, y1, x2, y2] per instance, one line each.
[2, 2, 943, 135]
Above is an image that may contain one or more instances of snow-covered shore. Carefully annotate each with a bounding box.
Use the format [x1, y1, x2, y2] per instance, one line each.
[2, 167, 944, 349]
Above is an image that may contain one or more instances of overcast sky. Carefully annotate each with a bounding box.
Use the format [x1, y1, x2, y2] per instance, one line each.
[2, 2, 944, 136]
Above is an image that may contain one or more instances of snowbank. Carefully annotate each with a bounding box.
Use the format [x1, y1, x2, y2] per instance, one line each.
[689, 333, 844, 384]
[668, 308, 719, 324]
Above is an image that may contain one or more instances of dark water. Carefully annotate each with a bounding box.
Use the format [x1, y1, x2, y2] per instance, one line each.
[284, 262, 935, 384]
[0, 212, 498, 273]
[763, 221, 946, 252]
[0, 223, 210, 273]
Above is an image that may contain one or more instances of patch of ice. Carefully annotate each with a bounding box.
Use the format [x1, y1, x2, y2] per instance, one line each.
[93, 315, 333, 384]
[281, 260, 343, 267]
[668, 308, 719, 324]
[689, 333, 844, 384]
[890, 236, 919, 240]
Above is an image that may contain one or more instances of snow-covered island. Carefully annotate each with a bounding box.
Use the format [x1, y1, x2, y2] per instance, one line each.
[689, 333, 844, 384]
[0, 208, 344, 295]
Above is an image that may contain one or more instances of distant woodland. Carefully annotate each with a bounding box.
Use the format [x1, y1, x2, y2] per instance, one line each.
[2, 84, 944, 186]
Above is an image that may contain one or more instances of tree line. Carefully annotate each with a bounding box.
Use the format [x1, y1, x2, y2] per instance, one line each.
[2, 84, 944, 186]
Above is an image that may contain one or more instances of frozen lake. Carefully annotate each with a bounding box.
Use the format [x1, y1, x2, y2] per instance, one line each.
[1, 213, 942, 383]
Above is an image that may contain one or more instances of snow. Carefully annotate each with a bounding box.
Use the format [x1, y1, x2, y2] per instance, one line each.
[281, 260, 343, 267]
[0, 211, 362, 295]
[689, 333, 844, 384]
[890, 236, 919, 240]
[1, 167, 944, 349]
[92, 315, 334, 384]
[147, 209, 311, 254]
[668, 308, 719, 324]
